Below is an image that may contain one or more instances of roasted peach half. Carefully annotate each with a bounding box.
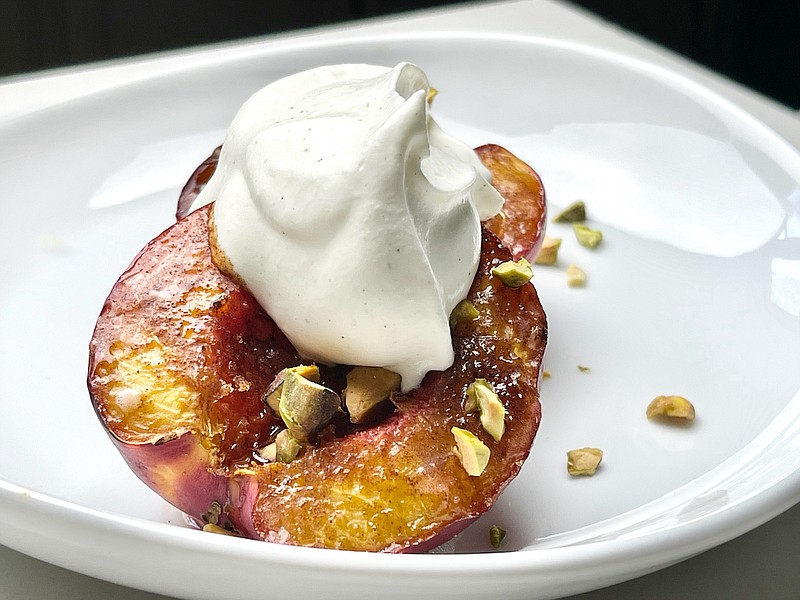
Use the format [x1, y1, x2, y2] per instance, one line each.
[88, 145, 547, 552]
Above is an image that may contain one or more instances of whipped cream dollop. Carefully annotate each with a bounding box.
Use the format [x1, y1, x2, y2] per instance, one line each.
[195, 63, 503, 391]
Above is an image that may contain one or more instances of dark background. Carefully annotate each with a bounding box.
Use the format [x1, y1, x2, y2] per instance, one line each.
[2, 0, 798, 109]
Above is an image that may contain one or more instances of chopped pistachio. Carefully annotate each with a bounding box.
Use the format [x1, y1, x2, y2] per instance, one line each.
[577, 365, 591, 373]
[465, 379, 506, 441]
[264, 364, 321, 412]
[492, 257, 533, 288]
[278, 370, 341, 442]
[489, 525, 507, 549]
[449, 298, 480, 327]
[202, 523, 238, 536]
[566, 264, 587, 287]
[426, 87, 439, 104]
[573, 224, 603, 248]
[275, 429, 302, 464]
[257, 442, 277, 463]
[452, 427, 491, 476]
[553, 200, 587, 223]
[534, 236, 562, 265]
[201, 501, 222, 525]
[343, 366, 401, 424]
[567, 447, 603, 476]
[646, 395, 696, 421]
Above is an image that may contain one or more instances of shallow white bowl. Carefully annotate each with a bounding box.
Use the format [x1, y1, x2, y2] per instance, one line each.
[1, 32, 799, 600]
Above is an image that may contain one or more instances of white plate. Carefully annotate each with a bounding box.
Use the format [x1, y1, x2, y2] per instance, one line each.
[1, 32, 799, 600]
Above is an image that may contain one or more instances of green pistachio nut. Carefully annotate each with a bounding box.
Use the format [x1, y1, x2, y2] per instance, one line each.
[278, 370, 341, 442]
[489, 525, 507, 549]
[566, 264, 587, 287]
[534, 236, 562, 265]
[451, 427, 491, 476]
[263, 364, 321, 413]
[553, 200, 586, 223]
[275, 429, 302, 464]
[465, 379, 506, 441]
[343, 366, 401, 424]
[257, 442, 277, 463]
[566, 447, 603, 476]
[492, 258, 533, 288]
[449, 298, 480, 327]
[573, 224, 603, 248]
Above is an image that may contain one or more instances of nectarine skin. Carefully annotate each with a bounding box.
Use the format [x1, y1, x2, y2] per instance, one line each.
[88, 146, 547, 552]
[477, 144, 547, 260]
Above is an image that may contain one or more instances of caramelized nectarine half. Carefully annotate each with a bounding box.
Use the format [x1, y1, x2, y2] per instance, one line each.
[88, 144, 547, 552]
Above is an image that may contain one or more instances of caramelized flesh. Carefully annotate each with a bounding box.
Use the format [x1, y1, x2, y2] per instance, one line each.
[251, 229, 546, 550]
[88, 145, 547, 551]
[89, 207, 295, 466]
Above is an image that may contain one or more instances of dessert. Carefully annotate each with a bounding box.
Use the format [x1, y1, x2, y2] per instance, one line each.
[88, 63, 548, 552]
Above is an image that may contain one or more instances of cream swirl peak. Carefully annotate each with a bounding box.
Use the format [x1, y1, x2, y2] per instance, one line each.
[194, 62, 504, 391]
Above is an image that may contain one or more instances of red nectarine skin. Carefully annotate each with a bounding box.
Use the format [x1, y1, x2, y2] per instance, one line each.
[176, 145, 220, 221]
[477, 144, 547, 260]
[88, 146, 547, 552]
